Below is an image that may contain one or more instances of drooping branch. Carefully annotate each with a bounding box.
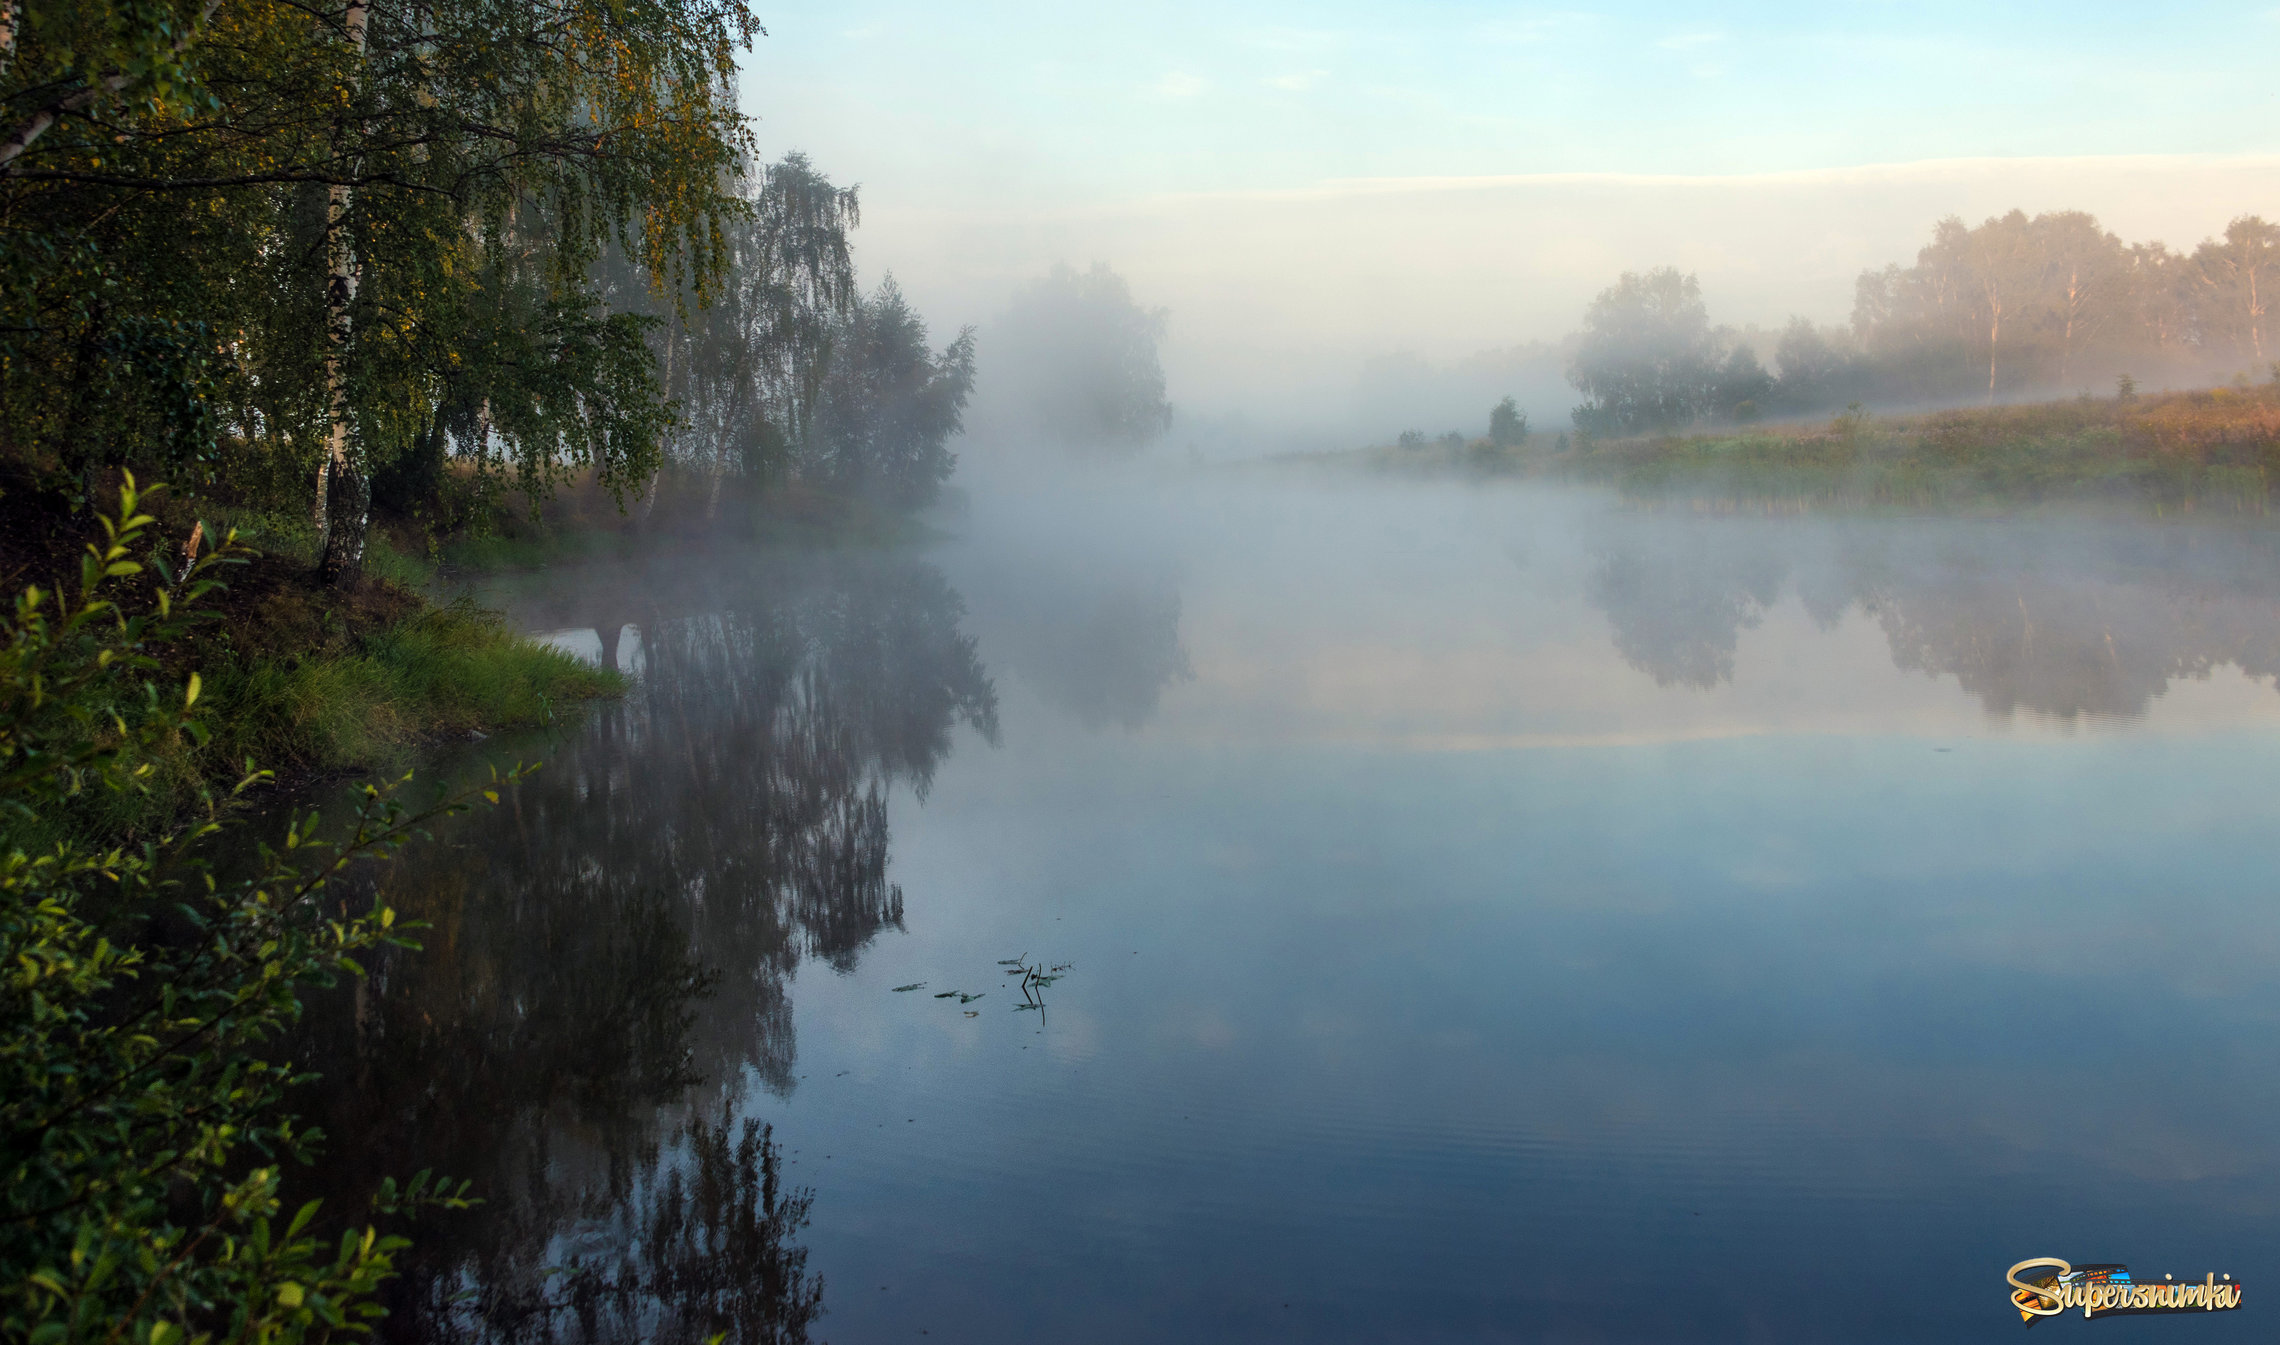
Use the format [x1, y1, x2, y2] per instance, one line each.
[7, 166, 450, 192]
[0, 0, 225, 173]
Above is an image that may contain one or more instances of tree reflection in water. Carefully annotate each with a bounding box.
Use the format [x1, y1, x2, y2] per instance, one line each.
[1010, 577, 1193, 729]
[1584, 516, 2280, 719]
[1585, 539, 1785, 690]
[292, 550, 996, 1343]
[493, 1118, 824, 1345]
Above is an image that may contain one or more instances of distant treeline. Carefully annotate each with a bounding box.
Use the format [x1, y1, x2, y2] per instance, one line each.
[1563, 210, 2278, 437]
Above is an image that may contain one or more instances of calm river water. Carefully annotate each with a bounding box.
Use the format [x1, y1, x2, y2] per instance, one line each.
[300, 475, 2280, 1343]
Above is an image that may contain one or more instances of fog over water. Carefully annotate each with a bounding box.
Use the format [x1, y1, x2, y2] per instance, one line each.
[21, 0, 2280, 1332]
[280, 3, 2280, 1336]
[302, 472, 2280, 1342]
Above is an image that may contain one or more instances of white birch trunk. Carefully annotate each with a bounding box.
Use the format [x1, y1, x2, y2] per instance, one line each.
[315, 0, 370, 577]
[1985, 293, 2003, 404]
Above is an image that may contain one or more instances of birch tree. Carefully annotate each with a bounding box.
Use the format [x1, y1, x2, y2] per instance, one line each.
[2197, 216, 2278, 367]
[618, 153, 862, 513]
[2035, 211, 2124, 389]
[0, 0, 758, 579]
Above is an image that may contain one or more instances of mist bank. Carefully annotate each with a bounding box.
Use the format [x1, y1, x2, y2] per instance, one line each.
[851, 155, 2280, 451]
[995, 199, 2275, 462]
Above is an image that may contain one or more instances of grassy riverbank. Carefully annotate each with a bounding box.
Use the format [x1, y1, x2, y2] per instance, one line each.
[1323, 384, 2280, 513]
[0, 471, 621, 842]
[0, 458, 960, 839]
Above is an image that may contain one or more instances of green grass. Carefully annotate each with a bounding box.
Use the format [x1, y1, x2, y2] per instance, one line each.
[1562, 424, 2271, 514]
[1310, 388, 2280, 515]
[203, 600, 621, 777]
[180, 503, 444, 589]
[437, 521, 622, 573]
[361, 532, 441, 590]
[1, 479, 625, 850]
[39, 603, 622, 847]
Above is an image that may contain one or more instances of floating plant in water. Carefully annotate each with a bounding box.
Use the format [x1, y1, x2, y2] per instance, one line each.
[899, 955, 1072, 1020]
[1002, 954, 1074, 1019]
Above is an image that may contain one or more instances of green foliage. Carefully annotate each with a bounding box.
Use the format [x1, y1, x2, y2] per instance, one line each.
[1333, 383, 2280, 515]
[1570, 211, 2274, 421]
[1488, 397, 1528, 448]
[1840, 210, 2276, 405]
[806, 278, 977, 508]
[616, 153, 864, 491]
[1, 0, 761, 567]
[3, 0, 224, 136]
[1568, 268, 1765, 435]
[0, 479, 495, 1341]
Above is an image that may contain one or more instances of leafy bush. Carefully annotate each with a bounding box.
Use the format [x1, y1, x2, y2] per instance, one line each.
[1, 479, 488, 1342]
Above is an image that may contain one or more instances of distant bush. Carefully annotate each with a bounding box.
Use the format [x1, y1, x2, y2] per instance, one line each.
[1489, 397, 1530, 447]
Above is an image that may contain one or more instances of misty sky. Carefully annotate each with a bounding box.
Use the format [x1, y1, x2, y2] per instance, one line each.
[741, 1, 2280, 427]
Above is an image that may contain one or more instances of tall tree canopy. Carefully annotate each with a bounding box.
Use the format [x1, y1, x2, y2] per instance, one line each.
[1, 0, 759, 576]
[615, 153, 862, 491]
[1845, 209, 2277, 406]
[977, 262, 1171, 455]
[1568, 268, 1766, 435]
[806, 278, 977, 508]
[1562, 210, 2280, 429]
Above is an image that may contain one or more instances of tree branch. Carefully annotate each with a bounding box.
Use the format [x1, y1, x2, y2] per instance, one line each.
[8, 166, 453, 194]
[0, 0, 224, 173]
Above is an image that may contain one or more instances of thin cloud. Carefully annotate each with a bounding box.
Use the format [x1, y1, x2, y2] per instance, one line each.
[1149, 71, 1209, 99]
[1263, 69, 1331, 92]
[1246, 26, 1352, 56]
[1658, 30, 1725, 50]
[1477, 12, 1595, 44]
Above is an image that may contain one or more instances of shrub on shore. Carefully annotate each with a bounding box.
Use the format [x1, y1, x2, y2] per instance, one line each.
[1, 481, 494, 1342]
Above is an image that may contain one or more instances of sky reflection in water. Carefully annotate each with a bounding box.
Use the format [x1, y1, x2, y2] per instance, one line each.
[312, 479, 2280, 1343]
